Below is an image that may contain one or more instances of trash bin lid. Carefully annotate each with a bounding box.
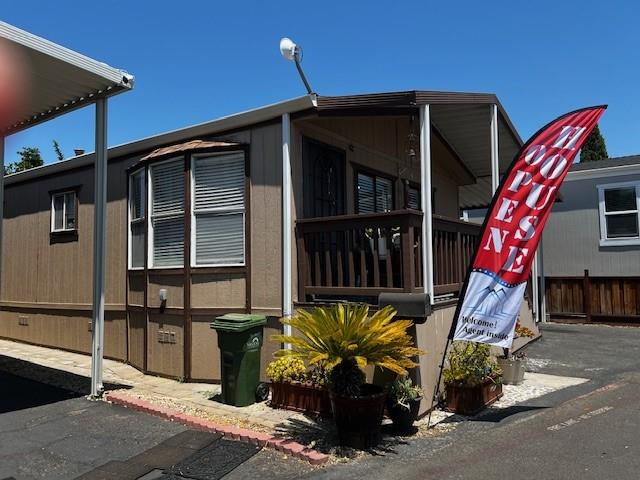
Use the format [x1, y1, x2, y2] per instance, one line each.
[210, 313, 267, 332]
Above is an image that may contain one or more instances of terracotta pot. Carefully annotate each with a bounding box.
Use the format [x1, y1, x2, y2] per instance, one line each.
[329, 384, 386, 449]
[386, 396, 422, 433]
[445, 379, 503, 416]
[269, 381, 332, 417]
[497, 357, 526, 385]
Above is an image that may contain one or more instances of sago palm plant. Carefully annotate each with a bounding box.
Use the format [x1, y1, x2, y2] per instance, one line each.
[272, 304, 424, 397]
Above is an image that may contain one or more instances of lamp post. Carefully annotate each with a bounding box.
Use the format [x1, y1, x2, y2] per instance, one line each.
[279, 37, 313, 94]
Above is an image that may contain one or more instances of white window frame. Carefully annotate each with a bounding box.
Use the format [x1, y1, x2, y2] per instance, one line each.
[597, 180, 640, 247]
[148, 157, 185, 269]
[50, 190, 77, 232]
[190, 151, 246, 268]
[128, 168, 146, 270]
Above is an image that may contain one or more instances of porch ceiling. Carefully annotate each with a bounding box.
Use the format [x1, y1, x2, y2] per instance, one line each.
[316, 91, 523, 209]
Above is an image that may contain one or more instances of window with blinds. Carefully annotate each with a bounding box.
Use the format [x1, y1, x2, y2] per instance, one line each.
[51, 191, 76, 232]
[191, 152, 245, 266]
[150, 159, 184, 267]
[129, 169, 146, 268]
[598, 182, 640, 245]
[407, 186, 420, 210]
[356, 171, 393, 213]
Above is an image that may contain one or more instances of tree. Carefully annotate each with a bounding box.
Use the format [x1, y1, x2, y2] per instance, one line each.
[5, 147, 44, 174]
[53, 140, 64, 161]
[580, 124, 608, 162]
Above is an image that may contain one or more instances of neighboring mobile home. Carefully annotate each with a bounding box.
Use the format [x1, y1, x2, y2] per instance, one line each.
[0, 91, 540, 413]
[543, 155, 640, 323]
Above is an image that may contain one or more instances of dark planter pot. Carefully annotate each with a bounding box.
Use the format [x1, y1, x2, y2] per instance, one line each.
[269, 381, 332, 417]
[497, 357, 526, 385]
[329, 384, 386, 449]
[386, 396, 422, 433]
[445, 379, 503, 416]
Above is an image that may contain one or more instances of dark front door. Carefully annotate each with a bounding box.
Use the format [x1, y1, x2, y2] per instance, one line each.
[302, 137, 346, 218]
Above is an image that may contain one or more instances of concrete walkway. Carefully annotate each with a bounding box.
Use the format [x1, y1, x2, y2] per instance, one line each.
[0, 339, 301, 433]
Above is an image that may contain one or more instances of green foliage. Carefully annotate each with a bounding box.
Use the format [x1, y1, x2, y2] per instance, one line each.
[5, 147, 44, 174]
[307, 362, 330, 387]
[443, 341, 502, 387]
[272, 304, 425, 397]
[53, 140, 64, 161]
[329, 358, 366, 397]
[580, 124, 608, 162]
[265, 355, 306, 383]
[388, 376, 424, 410]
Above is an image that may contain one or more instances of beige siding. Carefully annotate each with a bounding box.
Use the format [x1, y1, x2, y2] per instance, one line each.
[147, 313, 184, 378]
[0, 308, 126, 361]
[191, 273, 245, 309]
[249, 123, 283, 315]
[128, 310, 145, 370]
[2, 158, 131, 307]
[148, 274, 184, 309]
[128, 274, 145, 307]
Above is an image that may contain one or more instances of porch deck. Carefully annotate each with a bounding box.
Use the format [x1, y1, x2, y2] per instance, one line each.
[296, 209, 480, 303]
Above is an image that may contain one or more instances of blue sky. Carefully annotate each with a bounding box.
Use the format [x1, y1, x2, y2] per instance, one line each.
[3, 1, 639, 164]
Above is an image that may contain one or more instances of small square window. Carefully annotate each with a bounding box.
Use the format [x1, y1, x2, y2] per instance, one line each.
[598, 182, 640, 246]
[51, 191, 77, 232]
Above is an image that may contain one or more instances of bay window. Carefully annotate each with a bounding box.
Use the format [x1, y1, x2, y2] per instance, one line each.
[191, 151, 245, 266]
[128, 169, 145, 268]
[149, 159, 184, 267]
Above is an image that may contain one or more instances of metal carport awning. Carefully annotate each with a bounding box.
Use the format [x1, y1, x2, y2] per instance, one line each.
[0, 21, 134, 398]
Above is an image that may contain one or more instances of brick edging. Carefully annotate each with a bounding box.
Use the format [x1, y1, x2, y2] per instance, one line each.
[104, 391, 328, 465]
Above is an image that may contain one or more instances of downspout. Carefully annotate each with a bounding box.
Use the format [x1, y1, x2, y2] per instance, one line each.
[282, 113, 293, 344]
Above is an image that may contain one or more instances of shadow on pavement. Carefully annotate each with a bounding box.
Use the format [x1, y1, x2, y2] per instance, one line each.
[442, 404, 548, 425]
[0, 355, 129, 414]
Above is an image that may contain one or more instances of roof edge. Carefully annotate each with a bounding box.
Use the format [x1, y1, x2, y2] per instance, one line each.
[4, 94, 317, 186]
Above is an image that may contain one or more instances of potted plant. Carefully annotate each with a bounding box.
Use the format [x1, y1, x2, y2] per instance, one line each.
[443, 341, 503, 415]
[386, 376, 423, 433]
[497, 322, 535, 385]
[273, 304, 424, 449]
[266, 356, 332, 417]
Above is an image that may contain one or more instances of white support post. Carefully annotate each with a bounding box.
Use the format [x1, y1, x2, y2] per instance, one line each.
[490, 104, 500, 194]
[419, 105, 434, 304]
[90, 98, 108, 398]
[281, 113, 293, 340]
[539, 234, 547, 323]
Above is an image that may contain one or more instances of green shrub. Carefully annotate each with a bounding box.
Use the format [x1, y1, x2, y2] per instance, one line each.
[388, 376, 424, 410]
[272, 304, 424, 397]
[443, 341, 502, 387]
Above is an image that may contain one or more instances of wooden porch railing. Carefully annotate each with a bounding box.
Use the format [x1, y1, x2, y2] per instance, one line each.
[296, 210, 482, 302]
[296, 210, 423, 300]
[432, 215, 481, 296]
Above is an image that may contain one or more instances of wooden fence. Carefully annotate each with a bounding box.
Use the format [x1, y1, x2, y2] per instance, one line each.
[546, 270, 640, 323]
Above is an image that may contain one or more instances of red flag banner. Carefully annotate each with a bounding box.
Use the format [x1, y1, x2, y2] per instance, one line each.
[453, 106, 607, 347]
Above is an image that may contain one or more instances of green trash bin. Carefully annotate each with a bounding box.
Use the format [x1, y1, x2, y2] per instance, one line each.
[210, 313, 267, 407]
